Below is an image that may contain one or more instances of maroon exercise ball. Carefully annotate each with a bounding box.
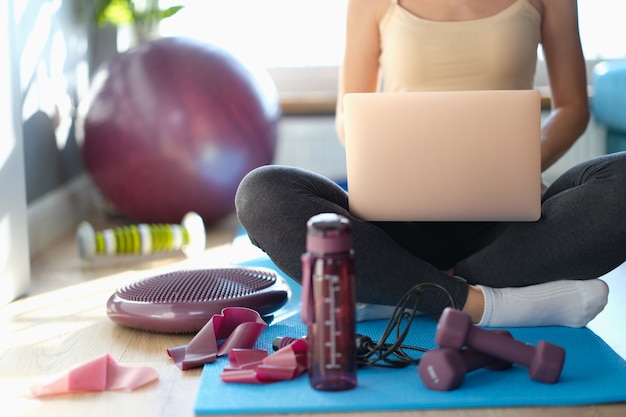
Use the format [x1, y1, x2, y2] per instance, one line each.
[79, 37, 281, 224]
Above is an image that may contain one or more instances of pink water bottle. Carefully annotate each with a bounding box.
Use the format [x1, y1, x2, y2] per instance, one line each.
[301, 213, 357, 391]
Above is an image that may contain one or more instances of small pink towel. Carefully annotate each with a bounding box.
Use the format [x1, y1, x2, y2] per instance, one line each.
[31, 353, 159, 397]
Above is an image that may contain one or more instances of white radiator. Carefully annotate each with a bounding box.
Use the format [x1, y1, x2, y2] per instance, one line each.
[275, 115, 608, 185]
[542, 116, 607, 184]
[274, 115, 347, 180]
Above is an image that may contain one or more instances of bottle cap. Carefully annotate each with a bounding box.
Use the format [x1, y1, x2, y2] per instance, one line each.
[306, 213, 352, 254]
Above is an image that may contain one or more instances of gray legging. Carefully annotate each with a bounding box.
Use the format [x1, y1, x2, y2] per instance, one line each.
[235, 152, 626, 317]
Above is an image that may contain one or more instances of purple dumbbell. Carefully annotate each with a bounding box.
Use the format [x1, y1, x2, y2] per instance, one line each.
[435, 308, 565, 384]
[418, 330, 514, 391]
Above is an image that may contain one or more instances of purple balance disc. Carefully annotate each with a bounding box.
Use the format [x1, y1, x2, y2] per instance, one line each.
[106, 267, 291, 333]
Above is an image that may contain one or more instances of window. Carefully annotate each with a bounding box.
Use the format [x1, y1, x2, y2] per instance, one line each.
[578, 0, 626, 60]
[159, 0, 625, 93]
[159, 0, 347, 68]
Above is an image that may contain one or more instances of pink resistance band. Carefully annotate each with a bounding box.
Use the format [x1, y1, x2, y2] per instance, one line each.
[220, 338, 308, 383]
[168, 306, 307, 383]
[31, 353, 159, 397]
[167, 307, 268, 370]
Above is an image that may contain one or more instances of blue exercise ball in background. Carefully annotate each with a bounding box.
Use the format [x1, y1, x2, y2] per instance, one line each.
[78, 37, 281, 224]
[591, 60, 626, 154]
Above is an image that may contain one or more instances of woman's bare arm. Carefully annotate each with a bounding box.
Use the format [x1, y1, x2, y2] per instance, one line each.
[539, 0, 590, 171]
[335, 0, 387, 144]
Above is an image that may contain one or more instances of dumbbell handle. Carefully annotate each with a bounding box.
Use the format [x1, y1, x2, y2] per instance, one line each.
[462, 345, 512, 372]
[452, 329, 514, 372]
[465, 328, 535, 367]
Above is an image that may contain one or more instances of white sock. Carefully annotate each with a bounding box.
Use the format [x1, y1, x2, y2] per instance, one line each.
[477, 279, 609, 328]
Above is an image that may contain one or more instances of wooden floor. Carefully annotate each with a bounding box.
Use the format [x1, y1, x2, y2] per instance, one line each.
[2, 210, 625, 417]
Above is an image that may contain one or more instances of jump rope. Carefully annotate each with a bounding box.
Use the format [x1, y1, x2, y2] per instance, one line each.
[354, 282, 458, 368]
[275, 282, 459, 369]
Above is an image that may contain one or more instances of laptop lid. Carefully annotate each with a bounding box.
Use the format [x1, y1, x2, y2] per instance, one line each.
[343, 90, 542, 222]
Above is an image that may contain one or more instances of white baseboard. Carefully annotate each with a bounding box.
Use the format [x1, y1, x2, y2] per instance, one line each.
[27, 174, 101, 258]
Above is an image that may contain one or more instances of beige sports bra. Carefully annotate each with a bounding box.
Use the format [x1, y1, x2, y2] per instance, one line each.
[379, 0, 542, 92]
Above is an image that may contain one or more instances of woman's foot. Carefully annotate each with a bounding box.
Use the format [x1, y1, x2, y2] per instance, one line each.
[473, 279, 609, 328]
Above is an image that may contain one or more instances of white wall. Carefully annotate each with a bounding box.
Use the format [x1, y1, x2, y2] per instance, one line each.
[1, 1, 31, 305]
[16, 0, 102, 258]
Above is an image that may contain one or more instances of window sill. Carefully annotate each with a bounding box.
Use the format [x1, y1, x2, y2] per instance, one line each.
[279, 91, 337, 115]
[279, 90, 557, 116]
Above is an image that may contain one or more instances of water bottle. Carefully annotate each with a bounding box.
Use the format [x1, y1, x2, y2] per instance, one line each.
[301, 213, 357, 391]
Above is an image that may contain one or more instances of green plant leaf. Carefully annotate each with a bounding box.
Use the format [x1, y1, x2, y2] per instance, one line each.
[95, 1, 184, 27]
[160, 6, 184, 20]
[96, 0, 135, 26]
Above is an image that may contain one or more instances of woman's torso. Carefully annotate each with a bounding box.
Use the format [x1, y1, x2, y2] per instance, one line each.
[378, 0, 542, 92]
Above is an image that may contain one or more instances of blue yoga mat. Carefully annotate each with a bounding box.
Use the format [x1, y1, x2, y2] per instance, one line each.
[194, 255, 626, 415]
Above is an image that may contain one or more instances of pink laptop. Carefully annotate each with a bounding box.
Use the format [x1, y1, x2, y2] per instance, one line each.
[343, 90, 542, 222]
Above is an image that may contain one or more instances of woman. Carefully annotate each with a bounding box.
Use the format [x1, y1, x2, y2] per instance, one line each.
[235, 0, 626, 327]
